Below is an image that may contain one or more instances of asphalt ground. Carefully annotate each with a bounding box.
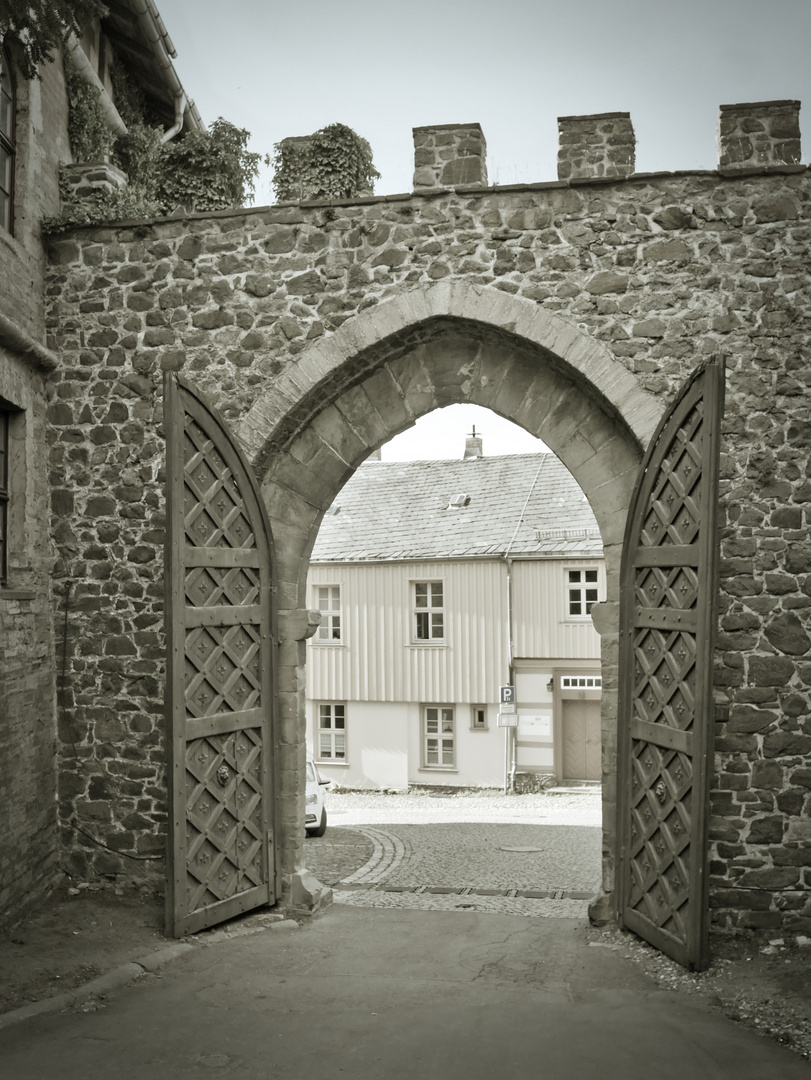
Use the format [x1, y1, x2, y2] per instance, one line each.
[2, 904, 810, 1080]
[2, 789, 809, 1066]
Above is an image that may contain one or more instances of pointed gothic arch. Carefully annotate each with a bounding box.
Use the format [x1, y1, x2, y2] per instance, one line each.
[236, 284, 666, 911]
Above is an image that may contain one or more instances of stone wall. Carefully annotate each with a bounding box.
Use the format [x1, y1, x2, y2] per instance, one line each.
[42, 108, 811, 936]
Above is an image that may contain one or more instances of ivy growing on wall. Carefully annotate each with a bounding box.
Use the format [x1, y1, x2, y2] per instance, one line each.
[45, 56, 267, 232]
[272, 123, 380, 202]
[0, 0, 107, 81]
[158, 120, 265, 213]
[64, 66, 115, 163]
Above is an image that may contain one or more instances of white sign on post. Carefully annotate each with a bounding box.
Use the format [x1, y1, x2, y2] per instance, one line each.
[497, 713, 518, 728]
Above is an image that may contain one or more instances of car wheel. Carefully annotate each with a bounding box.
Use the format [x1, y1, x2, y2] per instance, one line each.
[307, 808, 327, 837]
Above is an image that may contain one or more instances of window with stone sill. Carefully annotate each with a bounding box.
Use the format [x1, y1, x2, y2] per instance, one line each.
[316, 703, 346, 762]
[314, 585, 342, 643]
[471, 705, 487, 731]
[423, 705, 455, 768]
[566, 568, 599, 619]
[413, 580, 444, 643]
[0, 45, 15, 234]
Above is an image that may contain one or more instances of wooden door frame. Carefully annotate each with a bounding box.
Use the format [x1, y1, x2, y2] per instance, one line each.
[552, 666, 602, 783]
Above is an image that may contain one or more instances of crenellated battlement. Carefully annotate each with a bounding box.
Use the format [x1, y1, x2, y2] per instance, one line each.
[717, 99, 802, 173]
[277, 100, 804, 200]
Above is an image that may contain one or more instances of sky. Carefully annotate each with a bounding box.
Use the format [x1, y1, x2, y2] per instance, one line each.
[154, 0, 811, 459]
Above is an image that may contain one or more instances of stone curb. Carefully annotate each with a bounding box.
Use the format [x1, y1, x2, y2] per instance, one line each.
[0, 916, 298, 1031]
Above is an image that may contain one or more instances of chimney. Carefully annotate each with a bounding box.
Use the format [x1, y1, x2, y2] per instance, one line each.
[464, 426, 483, 459]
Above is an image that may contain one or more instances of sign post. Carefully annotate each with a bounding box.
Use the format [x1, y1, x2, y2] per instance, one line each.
[500, 686, 515, 793]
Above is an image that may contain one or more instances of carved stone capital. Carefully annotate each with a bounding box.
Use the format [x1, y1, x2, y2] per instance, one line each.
[278, 608, 321, 643]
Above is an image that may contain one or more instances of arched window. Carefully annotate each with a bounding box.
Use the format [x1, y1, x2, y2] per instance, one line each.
[0, 45, 15, 233]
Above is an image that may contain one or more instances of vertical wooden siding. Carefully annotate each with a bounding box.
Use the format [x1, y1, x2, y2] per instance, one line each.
[512, 559, 603, 660]
[307, 556, 603, 703]
[308, 560, 508, 703]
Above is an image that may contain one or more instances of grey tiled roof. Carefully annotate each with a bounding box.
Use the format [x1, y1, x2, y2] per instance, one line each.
[310, 453, 603, 563]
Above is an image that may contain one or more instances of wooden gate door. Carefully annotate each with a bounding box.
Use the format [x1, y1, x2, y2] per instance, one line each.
[617, 359, 724, 970]
[164, 374, 276, 937]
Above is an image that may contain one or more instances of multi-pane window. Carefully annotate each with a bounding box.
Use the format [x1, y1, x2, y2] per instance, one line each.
[424, 706, 454, 767]
[316, 586, 341, 642]
[0, 408, 7, 583]
[317, 703, 346, 761]
[567, 569, 599, 618]
[414, 581, 444, 642]
[561, 676, 602, 689]
[0, 47, 15, 233]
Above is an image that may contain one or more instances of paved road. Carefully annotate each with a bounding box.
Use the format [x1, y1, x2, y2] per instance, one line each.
[2, 905, 809, 1080]
[3, 793, 809, 1077]
[306, 790, 603, 916]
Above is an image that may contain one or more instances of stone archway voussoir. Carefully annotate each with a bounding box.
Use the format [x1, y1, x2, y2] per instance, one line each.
[239, 280, 662, 467]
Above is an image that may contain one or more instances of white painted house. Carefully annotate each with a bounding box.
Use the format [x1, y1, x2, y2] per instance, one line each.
[305, 439, 605, 790]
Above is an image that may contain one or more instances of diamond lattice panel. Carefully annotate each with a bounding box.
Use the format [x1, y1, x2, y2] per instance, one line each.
[183, 419, 256, 550]
[185, 731, 264, 911]
[185, 565, 261, 609]
[640, 402, 704, 549]
[185, 625, 262, 719]
[629, 738, 693, 941]
[619, 361, 723, 969]
[166, 375, 275, 938]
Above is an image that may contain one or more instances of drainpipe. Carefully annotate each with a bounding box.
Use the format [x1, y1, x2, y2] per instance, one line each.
[161, 91, 187, 143]
[128, 0, 205, 133]
[502, 454, 548, 794]
[65, 33, 128, 137]
[504, 556, 516, 794]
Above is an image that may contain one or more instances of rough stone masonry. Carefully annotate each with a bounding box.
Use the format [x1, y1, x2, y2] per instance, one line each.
[43, 101, 810, 936]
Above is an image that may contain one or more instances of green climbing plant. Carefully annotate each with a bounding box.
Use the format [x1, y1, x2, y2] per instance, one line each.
[272, 123, 379, 202]
[64, 65, 115, 162]
[158, 119, 265, 213]
[38, 39, 268, 232]
[0, 0, 107, 81]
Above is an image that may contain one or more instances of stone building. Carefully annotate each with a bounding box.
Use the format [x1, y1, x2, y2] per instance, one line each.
[0, 2, 200, 929]
[0, 0, 808, 960]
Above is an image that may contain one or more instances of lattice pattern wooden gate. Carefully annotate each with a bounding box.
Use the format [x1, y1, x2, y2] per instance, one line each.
[164, 374, 276, 937]
[617, 360, 724, 970]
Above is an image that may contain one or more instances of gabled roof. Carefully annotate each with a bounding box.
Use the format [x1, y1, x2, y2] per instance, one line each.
[311, 453, 603, 563]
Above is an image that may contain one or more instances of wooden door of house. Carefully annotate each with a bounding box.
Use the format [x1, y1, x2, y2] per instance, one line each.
[164, 374, 277, 937]
[562, 699, 601, 781]
[616, 359, 724, 970]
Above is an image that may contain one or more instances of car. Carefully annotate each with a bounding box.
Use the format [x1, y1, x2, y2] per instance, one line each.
[305, 759, 329, 837]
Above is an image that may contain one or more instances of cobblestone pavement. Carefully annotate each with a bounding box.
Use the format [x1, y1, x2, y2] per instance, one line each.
[305, 790, 602, 918]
